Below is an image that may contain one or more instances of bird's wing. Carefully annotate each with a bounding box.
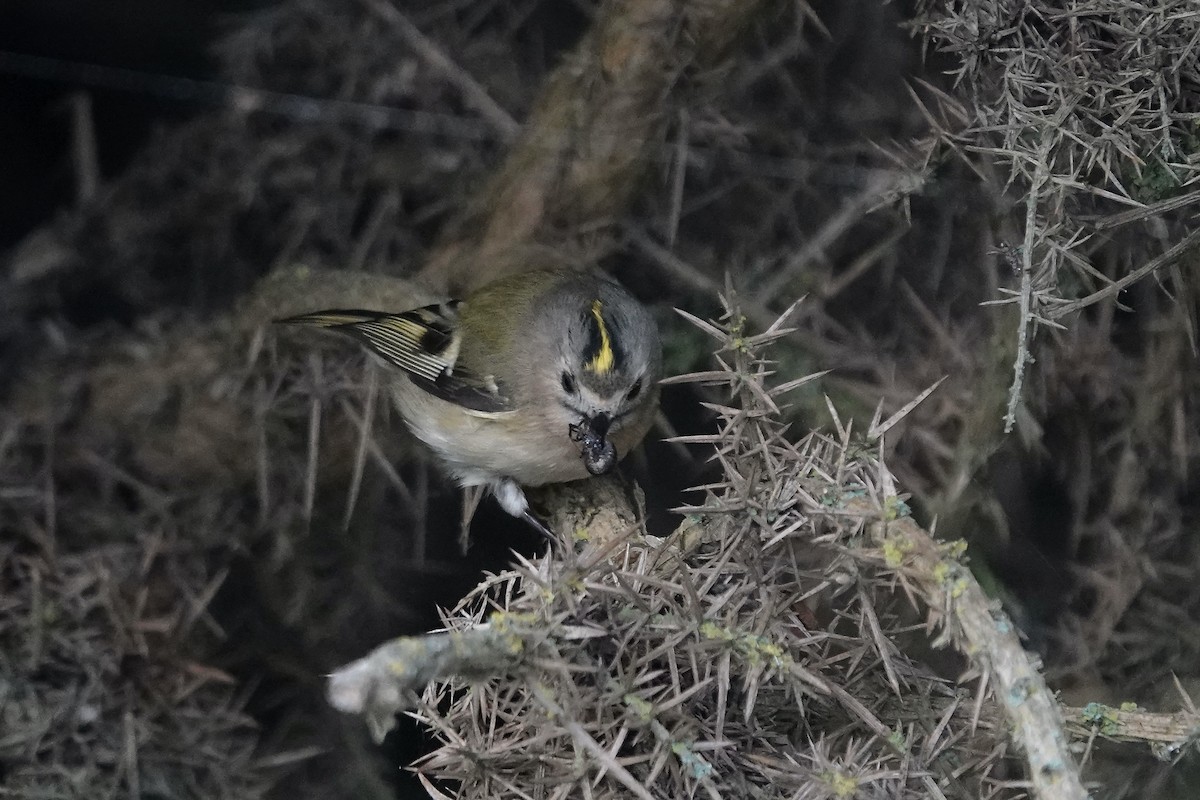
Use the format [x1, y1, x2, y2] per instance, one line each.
[277, 303, 513, 413]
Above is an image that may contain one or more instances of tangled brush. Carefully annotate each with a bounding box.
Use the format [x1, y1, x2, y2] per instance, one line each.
[329, 292, 1083, 799]
[912, 0, 1200, 430]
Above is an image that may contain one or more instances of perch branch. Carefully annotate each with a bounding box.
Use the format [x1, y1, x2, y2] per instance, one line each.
[326, 474, 643, 741]
[328, 470, 1092, 800]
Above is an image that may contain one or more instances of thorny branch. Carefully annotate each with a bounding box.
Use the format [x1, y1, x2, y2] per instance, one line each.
[7, 1, 1199, 797]
[916, 0, 1200, 428]
[327, 294, 1098, 800]
[1064, 702, 1200, 755]
[851, 500, 1087, 800]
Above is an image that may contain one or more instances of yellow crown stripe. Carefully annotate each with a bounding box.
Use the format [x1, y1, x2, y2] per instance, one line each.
[587, 300, 614, 374]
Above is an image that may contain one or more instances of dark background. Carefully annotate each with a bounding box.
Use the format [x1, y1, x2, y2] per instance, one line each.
[3, 1, 1198, 798]
[0, 1, 266, 249]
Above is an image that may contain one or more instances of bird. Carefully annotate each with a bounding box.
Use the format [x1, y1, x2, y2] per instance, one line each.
[278, 268, 661, 537]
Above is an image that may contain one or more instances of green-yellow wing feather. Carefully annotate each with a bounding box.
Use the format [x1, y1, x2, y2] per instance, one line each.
[277, 303, 512, 413]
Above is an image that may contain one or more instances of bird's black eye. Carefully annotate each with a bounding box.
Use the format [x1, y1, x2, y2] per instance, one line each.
[626, 377, 643, 401]
[561, 371, 577, 393]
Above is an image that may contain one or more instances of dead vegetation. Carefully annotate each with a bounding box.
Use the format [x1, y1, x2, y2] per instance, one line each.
[2, 0, 1199, 798]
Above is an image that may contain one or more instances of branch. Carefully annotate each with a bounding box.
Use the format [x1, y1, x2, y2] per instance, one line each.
[328, 617, 531, 743]
[358, 0, 520, 140]
[419, 0, 769, 295]
[1004, 134, 1051, 434]
[1063, 702, 1200, 753]
[325, 474, 643, 742]
[854, 498, 1089, 800]
[327, 470, 1092, 800]
[1046, 226, 1200, 320]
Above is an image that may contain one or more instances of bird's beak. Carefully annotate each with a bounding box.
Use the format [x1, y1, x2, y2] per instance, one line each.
[573, 412, 617, 476]
[586, 412, 612, 441]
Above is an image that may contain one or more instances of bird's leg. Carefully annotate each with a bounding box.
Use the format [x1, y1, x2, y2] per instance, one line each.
[458, 483, 486, 553]
[520, 510, 557, 545]
[492, 478, 557, 546]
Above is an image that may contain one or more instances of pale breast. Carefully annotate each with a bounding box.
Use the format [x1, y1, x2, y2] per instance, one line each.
[389, 376, 593, 487]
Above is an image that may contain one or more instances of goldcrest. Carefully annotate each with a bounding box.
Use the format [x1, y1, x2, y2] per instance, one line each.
[280, 268, 661, 533]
